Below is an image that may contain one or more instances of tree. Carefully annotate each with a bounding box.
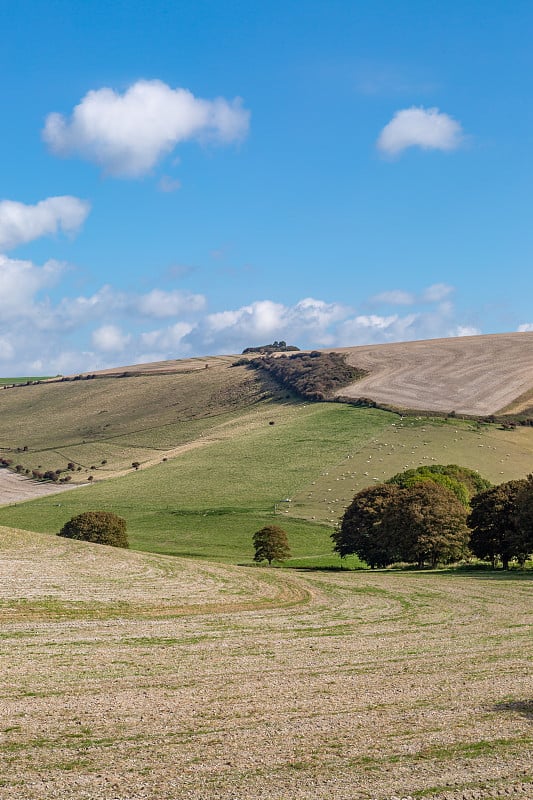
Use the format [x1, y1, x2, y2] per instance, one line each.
[332, 484, 402, 567]
[511, 475, 533, 565]
[334, 480, 469, 569]
[387, 464, 490, 506]
[253, 525, 290, 565]
[58, 511, 128, 548]
[384, 482, 469, 568]
[468, 480, 528, 569]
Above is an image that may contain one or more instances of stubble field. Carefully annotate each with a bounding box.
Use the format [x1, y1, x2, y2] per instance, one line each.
[335, 332, 533, 416]
[0, 526, 531, 800]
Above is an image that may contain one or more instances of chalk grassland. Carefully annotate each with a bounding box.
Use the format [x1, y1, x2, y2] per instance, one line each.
[3, 405, 533, 565]
[0, 403, 393, 564]
[0, 361, 269, 478]
[0, 526, 531, 800]
[334, 332, 533, 416]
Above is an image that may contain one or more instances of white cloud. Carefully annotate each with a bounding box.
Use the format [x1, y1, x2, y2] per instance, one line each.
[421, 283, 454, 302]
[450, 325, 481, 337]
[377, 107, 463, 157]
[0, 264, 481, 375]
[371, 284, 454, 307]
[43, 79, 250, 177]
[0, 254, 64, 317]
[372, 290, 415, 305]
[0, 196, 90, 251]
[186, 298, 349, 352]
[136, 288, 205, 318]
[53, 286, 206, 329]
[517, 323, 533, 332]
[139, 322, 194, 352]
[92, 324, 131, 353]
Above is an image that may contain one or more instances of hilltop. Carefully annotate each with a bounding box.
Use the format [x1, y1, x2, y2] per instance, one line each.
[333, 331, 533, 416]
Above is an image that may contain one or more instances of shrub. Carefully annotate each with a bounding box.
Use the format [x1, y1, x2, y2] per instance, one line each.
[58, 511, 128, 548]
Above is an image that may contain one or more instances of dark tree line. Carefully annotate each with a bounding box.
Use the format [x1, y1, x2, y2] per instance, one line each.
[240, 350, 366, 400]
[333, 466, 533, 569]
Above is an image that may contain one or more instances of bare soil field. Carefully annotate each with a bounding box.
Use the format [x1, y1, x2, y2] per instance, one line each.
[333, 332, 533, 415]
[0, 471, 84, 505]
[1, 526, 531, 800]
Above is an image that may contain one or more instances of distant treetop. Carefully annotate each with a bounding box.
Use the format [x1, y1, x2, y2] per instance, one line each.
[242, 341, 300, 354]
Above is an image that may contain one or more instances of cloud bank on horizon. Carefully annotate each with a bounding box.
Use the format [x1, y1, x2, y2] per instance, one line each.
[0, 239, 484, 375]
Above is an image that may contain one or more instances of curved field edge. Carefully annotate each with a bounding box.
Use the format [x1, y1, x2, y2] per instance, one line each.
[0, 526, 313, 621]
[0, 526, 531, 799]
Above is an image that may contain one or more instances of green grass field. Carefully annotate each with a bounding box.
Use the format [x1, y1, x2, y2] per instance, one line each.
[3, 394, 533, 565]
[0, 403, 392, 563]
[0, 376, 54, 385]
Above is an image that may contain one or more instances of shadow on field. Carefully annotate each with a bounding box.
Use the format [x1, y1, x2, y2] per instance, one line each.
[493, 700, 533, 723]
[450, 570, 533, 582]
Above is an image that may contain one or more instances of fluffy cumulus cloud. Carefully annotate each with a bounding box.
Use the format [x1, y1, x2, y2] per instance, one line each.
[185, 298, 349, 353]
[92, 324, 131, 353]
[43, 79, 250, 177]
[0, 266, 481, 375]
[0, 254, 64, 318]
[517, 323, 533, 332]
[0, 196, 90, 251]
[377, 107, 464, 157]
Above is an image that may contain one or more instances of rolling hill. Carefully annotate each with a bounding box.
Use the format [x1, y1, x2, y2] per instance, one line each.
[2, 332, 533, 565]
[333, 331, 533, 415]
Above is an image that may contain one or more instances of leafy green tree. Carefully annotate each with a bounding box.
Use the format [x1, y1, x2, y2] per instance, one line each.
[384, 482, 470, 568]
[253, 525, 290, 565]
[511, 475, 533, 565]
[468, 480, 528, 569]
[387, 464, 490, 506]
[332, 484, 402, 567]
[58, 511, 128, 548]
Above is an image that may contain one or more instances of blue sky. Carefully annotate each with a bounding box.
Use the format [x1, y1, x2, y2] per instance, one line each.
[1, 0, 533, 374]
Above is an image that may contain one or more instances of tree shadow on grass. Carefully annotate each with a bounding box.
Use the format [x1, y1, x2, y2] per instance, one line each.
[438, 566, 533, 581]
[493, 699, 533, 722]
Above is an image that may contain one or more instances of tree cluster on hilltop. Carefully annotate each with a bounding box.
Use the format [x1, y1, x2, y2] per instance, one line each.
[238, 350, 366, 400]
[332, 465, 533, 569]
[242, 341, 300, 354]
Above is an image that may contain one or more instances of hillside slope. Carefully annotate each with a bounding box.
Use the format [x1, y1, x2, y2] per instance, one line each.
[333, 332, 533, 415]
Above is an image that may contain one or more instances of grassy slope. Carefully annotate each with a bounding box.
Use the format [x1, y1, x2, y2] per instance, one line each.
[0, 402, 392, 564]
[0, 363, 268, 475]
[3, 399, 533, 564]
[3, 356, 533, 566]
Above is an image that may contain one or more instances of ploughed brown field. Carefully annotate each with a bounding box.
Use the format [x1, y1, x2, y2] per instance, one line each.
[0, 527, 531, 800]
[332, 332, 533, 415]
